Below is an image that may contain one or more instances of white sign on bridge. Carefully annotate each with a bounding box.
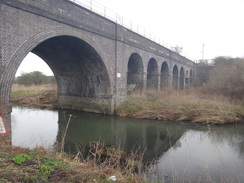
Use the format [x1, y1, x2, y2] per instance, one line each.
[0, 114, 8, 135]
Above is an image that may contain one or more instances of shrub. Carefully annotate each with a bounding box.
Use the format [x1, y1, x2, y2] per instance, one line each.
[204, 57, 244, 99]
[15, 71, 56, 86]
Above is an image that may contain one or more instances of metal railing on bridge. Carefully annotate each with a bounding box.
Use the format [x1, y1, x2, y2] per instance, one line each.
[69, 0, 171, 48]
[69, 0, 193, 60]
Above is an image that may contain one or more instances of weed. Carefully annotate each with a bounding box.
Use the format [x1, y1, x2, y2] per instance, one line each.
[38, 165, 54, 175]
[12, 153, 30, 164]
[43, 157, 58, 166]
[43, 157, 68, 168]
[60, 113, 73, 153]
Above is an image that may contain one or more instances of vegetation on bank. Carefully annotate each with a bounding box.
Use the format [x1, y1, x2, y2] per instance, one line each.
[197, 56, 244, 99]
[11, 84, 57, 109]
[10, 56, 244, 124]
[116, 56, 244, 124]
[0, 140, 144, 183]
[11, 84, 244, 124]
[116, 89, 244, 124]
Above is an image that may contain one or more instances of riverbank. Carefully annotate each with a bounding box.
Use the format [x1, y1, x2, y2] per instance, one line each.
[0, 140, 143, 183]
[116, 89, 244, 124]
[11, 84, 58, 109]
[11, 84, 244, 124]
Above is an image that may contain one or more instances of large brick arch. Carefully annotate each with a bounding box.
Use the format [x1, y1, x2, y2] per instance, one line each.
[0, 28, 113, 113]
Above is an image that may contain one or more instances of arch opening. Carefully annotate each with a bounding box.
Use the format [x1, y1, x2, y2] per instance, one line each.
[14, 35, 111, 113]
[179, 67, 185, 89]
[127, 53, 143, 93]
[11, 53, 57, 107]
[147, 58, 158, 90]
[172, 65, 179, 89]
[160, 62, 169, 90]
[15, 53, 54, 78]
[10, 52, 57, 108]
[185, 69, 189, 88]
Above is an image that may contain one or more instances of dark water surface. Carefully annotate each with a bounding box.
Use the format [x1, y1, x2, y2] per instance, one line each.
[12, 107, 244, 182]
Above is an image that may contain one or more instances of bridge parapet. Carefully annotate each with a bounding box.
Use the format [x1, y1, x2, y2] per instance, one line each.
[171, 52, 195, 67]
[116, 25, 171, 59]
[1, 0, 116, 39]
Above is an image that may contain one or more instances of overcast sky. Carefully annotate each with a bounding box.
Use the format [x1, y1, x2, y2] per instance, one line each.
[16, 0, 244, 76]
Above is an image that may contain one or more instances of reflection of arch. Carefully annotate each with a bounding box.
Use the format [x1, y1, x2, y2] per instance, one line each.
[179, 67, 185, 89]
[160, 61, 169, 90]
[146, 125, 157, 150]
[172, 65, 179, 89]
[127, 53, 143, 93]
[125, 125, 143, 149]
[147, 58, 158, 89]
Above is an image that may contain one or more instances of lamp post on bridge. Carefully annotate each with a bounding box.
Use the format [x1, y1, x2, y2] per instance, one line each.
[201, 43, 205, 61]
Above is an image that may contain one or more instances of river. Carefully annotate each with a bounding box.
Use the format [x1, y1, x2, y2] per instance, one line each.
[11, 106, 244, 183]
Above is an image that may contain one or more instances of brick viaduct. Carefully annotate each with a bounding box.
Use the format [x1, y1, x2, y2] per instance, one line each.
[0, 0, 195, 128]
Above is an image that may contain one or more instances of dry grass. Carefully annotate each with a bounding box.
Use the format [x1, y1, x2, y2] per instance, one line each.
[11, 84, 57, 109]
[116, 88, 244, 124]
[11, 84, 57, 96]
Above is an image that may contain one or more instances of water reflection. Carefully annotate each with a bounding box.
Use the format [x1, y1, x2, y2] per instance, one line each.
[12, 107, 244, 182]
[56, 110, 189, 162]
[11, 107, 58, 149]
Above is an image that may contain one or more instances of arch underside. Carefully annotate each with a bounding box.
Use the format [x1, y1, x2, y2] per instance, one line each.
[161, 62, 169, 90]
[32, 36, 112, 113]
[179, 67, 185, 89]
[172, 65, 179, 89]
[127, 53, 143, 93]
[147, 58, 158, 89]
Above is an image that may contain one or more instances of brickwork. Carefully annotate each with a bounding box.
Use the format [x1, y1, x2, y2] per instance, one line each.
[0, 0, 195, 121]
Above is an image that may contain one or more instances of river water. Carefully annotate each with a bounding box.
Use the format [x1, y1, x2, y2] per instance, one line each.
[11, 107, 244, 183]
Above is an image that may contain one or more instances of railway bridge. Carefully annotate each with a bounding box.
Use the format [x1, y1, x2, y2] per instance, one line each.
[0, 0, 195, 136]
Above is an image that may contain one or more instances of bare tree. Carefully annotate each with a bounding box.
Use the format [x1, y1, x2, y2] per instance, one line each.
[171, 45, 183, 54]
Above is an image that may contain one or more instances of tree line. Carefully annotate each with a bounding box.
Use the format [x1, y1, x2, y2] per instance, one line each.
[197, 56, 244, 99]
[14, 71, 56, 86]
